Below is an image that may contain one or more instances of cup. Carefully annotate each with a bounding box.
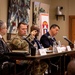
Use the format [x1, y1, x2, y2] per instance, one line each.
[31, 47, 36, 56]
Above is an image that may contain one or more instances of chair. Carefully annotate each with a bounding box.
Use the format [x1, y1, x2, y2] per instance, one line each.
[0, 53, 29, 75]
[0, 54, 16, 75]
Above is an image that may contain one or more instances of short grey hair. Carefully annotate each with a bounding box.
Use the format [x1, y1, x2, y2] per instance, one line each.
[0, 20, 5, 28]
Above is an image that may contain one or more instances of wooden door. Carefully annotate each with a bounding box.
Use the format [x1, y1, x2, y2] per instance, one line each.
[69, 16, 75, 42]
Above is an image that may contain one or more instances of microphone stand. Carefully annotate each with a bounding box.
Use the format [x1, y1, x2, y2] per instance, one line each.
[23, 37, 36, 55]
[69, 42, 74, 49]
[63, 36, 74, 49]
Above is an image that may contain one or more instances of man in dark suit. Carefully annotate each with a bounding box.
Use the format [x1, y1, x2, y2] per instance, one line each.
[40, 24, 60, 49]
[0, 20, 29, 75]
[40, 24, 60, 74]
[0, 20, 16, 75]
[0, 20, 10, 54]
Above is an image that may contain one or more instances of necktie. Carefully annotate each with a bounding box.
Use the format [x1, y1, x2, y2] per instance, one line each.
[2, 38, 11, 52]
[35, 39, 42, 49]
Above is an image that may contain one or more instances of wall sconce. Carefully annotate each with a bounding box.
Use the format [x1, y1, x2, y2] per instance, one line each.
[56, 6, 65, 21]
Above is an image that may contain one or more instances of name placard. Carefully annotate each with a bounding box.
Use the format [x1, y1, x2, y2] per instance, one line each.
[57, 46, 66, 53]
[57, 47, 62, 53]
[66, 46, 71, 51]
[39, 49, 47, 55]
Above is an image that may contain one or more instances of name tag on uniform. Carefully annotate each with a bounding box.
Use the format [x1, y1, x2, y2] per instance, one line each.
[39, 49, 47, 55]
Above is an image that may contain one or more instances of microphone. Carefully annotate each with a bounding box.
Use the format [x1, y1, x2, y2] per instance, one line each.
[63, 36, 74, 48]
[22, 36, 36, 55]
[22, 36, 36, 48]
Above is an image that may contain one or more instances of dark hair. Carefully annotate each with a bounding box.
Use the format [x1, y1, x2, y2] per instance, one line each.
[0, 20, 4, 28]
[30, 25, 40, 32]
[50, 24, 60, 30]
[17, 22, 27, 28]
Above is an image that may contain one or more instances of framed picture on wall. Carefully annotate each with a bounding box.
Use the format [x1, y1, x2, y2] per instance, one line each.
[32, 1, 50, 25]
[32, 1, 50, 39]
[7, 0, 30, 40]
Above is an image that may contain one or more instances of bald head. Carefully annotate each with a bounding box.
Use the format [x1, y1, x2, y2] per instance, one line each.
[67, 60, 75, 75]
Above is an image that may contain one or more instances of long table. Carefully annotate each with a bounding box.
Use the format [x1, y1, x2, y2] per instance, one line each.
[7, 50, 75, 60]
[5, 50, 75, 75]
[26, 50, 75, 75]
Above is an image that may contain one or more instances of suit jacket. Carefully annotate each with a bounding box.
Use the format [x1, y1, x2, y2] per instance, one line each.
[0, 38, 9, 54]
[40, 32, 57, 48]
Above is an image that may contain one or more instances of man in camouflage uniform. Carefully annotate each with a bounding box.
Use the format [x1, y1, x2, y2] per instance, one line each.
[10, 22, 35, 51]
[10, 22, 48, 75]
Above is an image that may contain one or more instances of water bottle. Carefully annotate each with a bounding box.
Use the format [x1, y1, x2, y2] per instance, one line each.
[53, 42, 57, 53]
[58, 41, 61, 47]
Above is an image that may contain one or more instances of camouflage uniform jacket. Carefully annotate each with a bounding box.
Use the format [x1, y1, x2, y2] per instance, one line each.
[10, 34, 35, 51]
[10, 34, 48, 75]
[10, 34, 29, 52]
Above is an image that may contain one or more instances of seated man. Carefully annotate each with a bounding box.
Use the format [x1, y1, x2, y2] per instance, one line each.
[0, 20, 10, 54]
[40, 24, 61, 74]
[0, 20, 15, 75]
[0, 20, 29, 75]
[10, 22, 48, 75]
[66, 60, 75, 75]
[40, 24, 60, 49]
[40, 24, 70, 74]
[10, 22, 36, 51]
